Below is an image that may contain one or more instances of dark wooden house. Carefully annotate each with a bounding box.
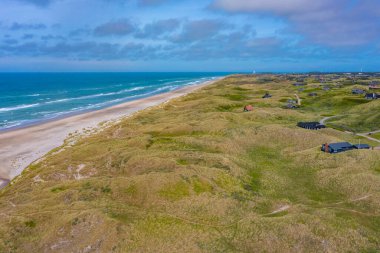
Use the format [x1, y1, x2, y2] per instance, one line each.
[262, 93, 272, 99]
[298, 122, 326, 130]
[365, 93, 379, 100]
[321, 142, 354, 153]
[352, 89, 366, 94]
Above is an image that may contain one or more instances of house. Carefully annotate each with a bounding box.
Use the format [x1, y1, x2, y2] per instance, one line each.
[365, 93, 379, 100]
[244, 105, 253, 112]
[285, 103, 298, 109]
[369, 84, 380, 90]
[353, 144, 371, 149]
[321, 142, 354, 153]
[262, 93, 272, 99]
[352, 89, 366, 95]
[308, 92, 318, 97]
[322, 86, 330, 91]
[297, 122, 326, 130]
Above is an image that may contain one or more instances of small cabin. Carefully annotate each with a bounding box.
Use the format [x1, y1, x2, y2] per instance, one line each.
[297, 122, 326, 130]
[322, 86, 330, 91]
[321, 142, 370, 153]
[262, 93, 272, 99]
[352, 89, 366, 95]
[365, 93, 379, 100]
[244, 105, 253, 112]
[321, 142, 354, 153]
[286, 103, 298, 109]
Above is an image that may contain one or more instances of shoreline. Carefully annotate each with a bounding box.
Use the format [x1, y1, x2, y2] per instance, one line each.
[0, 78, 220, 134]
[0, 78, 221, 189]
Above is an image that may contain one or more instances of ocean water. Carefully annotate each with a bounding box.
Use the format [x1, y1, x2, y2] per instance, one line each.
[0, 72, 228, 131]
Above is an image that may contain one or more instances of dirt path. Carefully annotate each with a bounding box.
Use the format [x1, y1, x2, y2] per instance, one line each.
[356, 133, 380, 144]
[319, 115, 341, 125]
[331, 195, 371, 205]
[320, 115, 380, 144]
[265, 205, 290, 215]
[294, 94, 301, 106]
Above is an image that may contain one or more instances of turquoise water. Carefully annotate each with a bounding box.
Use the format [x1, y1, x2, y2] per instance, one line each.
[0, 72, 228, 130]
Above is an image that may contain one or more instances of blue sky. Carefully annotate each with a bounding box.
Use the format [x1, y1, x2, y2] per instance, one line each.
[0, 0, 379, 72]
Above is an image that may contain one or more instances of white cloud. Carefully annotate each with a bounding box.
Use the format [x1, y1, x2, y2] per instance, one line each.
[212, 0, 380, 47]
[212, 0, 333, 15]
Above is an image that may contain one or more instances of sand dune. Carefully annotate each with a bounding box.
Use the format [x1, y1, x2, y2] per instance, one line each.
[0, 79, 217, 188]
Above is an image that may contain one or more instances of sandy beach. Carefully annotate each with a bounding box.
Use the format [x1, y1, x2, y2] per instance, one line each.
[0, 79, 218, 188]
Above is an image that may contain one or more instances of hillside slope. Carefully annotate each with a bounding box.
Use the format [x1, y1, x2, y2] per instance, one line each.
[0, 75, 379, 252]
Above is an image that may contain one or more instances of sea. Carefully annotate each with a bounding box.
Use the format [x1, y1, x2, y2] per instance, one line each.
[0, 72, 229, 131]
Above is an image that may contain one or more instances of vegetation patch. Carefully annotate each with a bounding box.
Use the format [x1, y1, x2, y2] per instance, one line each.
[159, 181, 190, 201]
[1, 75, 379, 252]
[24, 220, 36, 228]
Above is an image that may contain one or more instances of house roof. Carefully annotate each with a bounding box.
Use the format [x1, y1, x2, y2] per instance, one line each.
[329, 142, 353, 150]
[353, 144, 370, 149]
[244, 105, 253, 111]
[262, 93, 272, 98]
[298, 122, 320, 126]
[365, 93, 378, 98]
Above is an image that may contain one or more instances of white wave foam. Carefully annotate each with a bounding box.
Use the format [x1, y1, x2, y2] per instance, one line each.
[26, 93, 41, 97]
[44, 86, 146, 105]
[0, 103, 40, 113]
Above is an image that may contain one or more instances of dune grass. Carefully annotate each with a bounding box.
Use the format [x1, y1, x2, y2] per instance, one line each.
[0, 75, 379, 252]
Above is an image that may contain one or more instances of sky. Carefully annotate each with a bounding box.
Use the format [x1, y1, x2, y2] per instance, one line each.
[0, 0, 379, 72]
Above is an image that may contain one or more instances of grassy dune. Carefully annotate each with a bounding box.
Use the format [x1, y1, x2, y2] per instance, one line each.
[0, 75, 380, 252]
[327, 101, 380, 133]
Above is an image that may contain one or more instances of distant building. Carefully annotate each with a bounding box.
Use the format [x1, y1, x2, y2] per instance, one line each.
[353, 144, 371, 149]
[297, 122, 326, 130]
[352, 89, 366, 95]
[321, 142, 371, 153]
[369, 84, 380, 90]
[244, 105, 253, 112]
[285, 103, 298, 109]
[322, 86, 330, 91]
[365, 93, 379, 100]
[262, 93, 272, 99]
[321, 142, 354, 153]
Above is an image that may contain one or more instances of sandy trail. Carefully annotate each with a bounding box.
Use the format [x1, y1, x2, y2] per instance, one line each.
[266, 205, 290, 215]
[0, 79, 218, 188]
[320, 115, 380, 144]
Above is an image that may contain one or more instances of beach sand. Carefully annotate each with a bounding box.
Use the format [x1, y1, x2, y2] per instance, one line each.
[0, 79, 218, 188]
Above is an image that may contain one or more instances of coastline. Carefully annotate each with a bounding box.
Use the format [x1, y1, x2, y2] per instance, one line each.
[0, 78, 221, 189]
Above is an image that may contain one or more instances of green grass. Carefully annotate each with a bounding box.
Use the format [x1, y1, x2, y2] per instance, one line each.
[159, 181, 190, 201]
[0, 74, 379, 252]
[370, 132, 380, 140]
[327, 101, 380, 132]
